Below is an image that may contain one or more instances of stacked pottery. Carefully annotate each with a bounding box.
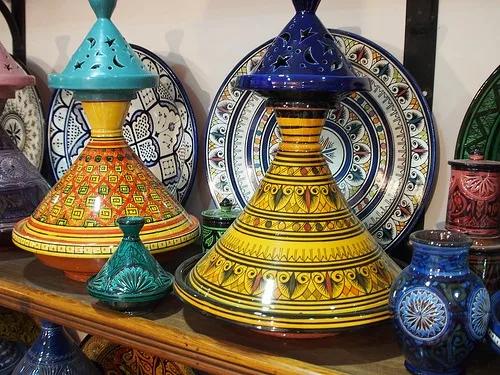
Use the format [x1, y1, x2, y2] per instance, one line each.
[86, 216, 174, 315]
[446, 151, 500, 293]
[0, 40, 49, 373]
[11, 0, 199, 282]
[389, 230, 490, 375]
[0, 42, 49, 235]
[175, 0, 401, 336]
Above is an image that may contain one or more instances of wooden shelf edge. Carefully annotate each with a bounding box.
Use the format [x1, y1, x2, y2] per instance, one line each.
[0, 277, 343, 375]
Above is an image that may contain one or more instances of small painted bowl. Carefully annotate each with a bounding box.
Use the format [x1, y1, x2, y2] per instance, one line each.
[487, 291, 500, 354]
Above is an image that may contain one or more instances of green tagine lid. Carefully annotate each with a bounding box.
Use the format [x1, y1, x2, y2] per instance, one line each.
[48, 0, 158, 100]
[86, 216, 174, 315]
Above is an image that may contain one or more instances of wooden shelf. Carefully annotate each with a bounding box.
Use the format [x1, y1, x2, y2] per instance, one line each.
[0, 248, 497, 375]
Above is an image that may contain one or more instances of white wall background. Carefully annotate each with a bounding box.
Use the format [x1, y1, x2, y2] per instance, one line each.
[0, 0, 498, 231]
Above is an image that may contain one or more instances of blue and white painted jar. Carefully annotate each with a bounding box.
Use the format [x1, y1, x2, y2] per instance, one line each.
[389, 230, 490, 375]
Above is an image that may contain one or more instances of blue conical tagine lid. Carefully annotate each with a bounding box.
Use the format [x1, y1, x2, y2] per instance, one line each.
[48, 0, 158, 101]
[236, 0, 370, 93]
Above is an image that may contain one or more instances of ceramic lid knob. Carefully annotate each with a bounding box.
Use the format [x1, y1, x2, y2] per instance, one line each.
[292, 0, 320, 13]
[469, 148, 484, 161]
[117, 216, 144, 237]
[89, 0, 116, 18]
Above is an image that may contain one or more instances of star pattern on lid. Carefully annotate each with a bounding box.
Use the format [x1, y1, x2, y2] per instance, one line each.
[272, 55, 292, 71]
[300, 27, 317, 43]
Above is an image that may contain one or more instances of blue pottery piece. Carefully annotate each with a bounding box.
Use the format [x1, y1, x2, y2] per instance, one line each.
[487, 291, 500, 355]
[12, 320, 100, 375]
[389, 230, 491, 375]
[0, 338, 24, 375]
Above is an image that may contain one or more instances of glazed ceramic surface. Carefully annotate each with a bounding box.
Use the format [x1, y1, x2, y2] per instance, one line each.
[86, 216, 174, 315]
[455, 65, 500, 161]
[0, 61, 44, 171]
[12, 320, 100, 375]
[48, 44, 197, 204]
[389, 230, 490, 375]
[12, 0, 199, 282]
[81, 335, 199, 375]
[201, 198, 241, 253]
[446, 158, 500, 236]
[205, 28, 435, 253]
[0, 339, 24, 375]
[469, 238, 500, 294]
[178, 0, 402, 335]
[487, 291, 500, 355]
[0, 124, 50, 233]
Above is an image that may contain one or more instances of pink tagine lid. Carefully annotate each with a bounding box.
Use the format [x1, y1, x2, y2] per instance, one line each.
[0, 42, 35, 99]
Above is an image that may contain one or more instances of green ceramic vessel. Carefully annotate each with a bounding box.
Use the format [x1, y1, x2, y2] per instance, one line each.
[86, 216, 174, 314]
[201, 198, 241, 253]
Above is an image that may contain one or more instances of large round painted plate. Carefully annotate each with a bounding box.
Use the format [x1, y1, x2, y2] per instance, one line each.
[455, 65, 500, 161]
[80, 335, 199, 375]
[205, 29, 436, 252]
[48, 44, 197, 204]
[0, 60, 44, 170]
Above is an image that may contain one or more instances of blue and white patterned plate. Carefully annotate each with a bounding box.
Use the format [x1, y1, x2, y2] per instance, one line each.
[0, 60, 44, 170]
[47, 44, 197, 204]
[205, 29, 436, 252]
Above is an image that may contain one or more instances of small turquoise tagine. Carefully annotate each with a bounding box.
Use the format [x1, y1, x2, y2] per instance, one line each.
[86, 216, 174, 315]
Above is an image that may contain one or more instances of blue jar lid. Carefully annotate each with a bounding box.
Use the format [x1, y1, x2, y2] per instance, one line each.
[236, 0, 370, 93]
[48, 0, 158, 101]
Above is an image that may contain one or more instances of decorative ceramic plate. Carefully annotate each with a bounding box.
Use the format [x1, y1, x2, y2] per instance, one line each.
[206, 29, 436, 252]
[80, 335, 199, 375]
[48, 44, 197, 204]
[455, 65, 500, 160]
[0, 60, 44, 170]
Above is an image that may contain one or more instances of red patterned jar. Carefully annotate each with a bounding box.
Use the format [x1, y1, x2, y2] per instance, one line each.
[446, 156, 500, 237]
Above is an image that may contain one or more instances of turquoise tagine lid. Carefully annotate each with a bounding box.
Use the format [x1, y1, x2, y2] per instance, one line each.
[236, 0, 370, 95]
[48, 0, 158, 101]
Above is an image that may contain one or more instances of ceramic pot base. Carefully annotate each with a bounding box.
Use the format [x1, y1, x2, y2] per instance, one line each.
[405, 361, 463, 375]
[251, 330, 335, 339]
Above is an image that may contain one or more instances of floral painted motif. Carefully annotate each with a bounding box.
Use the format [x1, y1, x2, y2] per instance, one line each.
[398, 288, 448, 342]
[109, 267, 157, 294]
[469, 287, 490, 340]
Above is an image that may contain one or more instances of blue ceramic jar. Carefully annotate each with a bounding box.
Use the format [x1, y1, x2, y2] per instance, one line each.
[12, 320, 100, 375]
[389, 230, 490, 375]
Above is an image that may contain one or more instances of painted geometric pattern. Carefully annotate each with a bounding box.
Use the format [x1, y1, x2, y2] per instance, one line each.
[217, 230, 379, 263]
[191, 250, 394, 303]
[468, 287, 490, 340]
[398, 288, 448, 342]
[456, 66, 500, 161]
[32, 142, 183, 226]
[205, 30, 434, 252]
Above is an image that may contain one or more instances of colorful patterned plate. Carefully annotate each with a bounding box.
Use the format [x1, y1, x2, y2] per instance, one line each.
[455, 65, 500, 160]
[48, 44, 197, 204]
[205, 29, 436, 252]
[80, 335, 198, 375]
[0, 60, 44, 170]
